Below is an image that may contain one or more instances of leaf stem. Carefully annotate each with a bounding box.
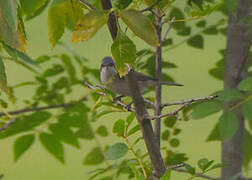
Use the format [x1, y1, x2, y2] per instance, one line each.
[124, 136, 148, 179]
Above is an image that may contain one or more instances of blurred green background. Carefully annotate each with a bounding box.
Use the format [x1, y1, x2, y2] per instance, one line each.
[0, 7, 250, 180]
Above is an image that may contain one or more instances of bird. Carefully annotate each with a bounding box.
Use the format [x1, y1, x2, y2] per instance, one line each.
[100, 56, 183, 97]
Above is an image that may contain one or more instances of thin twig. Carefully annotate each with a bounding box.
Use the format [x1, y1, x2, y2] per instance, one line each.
[83, 80, 106, 96]
[174, 168, 219, 180]
[0, 118, 17, 132]
[140, 0, 162, 12]
[79, 0, 95, 10]
[148, 103, 190, 120]
[124, 137, 148, 179]
[161, 95, 218, 108]
[162, 17, 176, 42]
[0, 96, 88, 117]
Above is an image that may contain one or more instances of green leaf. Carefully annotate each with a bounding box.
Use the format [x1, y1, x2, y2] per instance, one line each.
[177, 26, 191, 36]
[185, 163, 195, 175]
[207, 163, 226, 171]
[243, 130, 252, 169]
[42, 64, 64, 77]
[72, 10, 108, 42]
[20, 0, 49, 19]
[105, 143, 128, 160]
[0, 111, 51, 139]
[119, 9, 159, 47]
[197, 158, 213, 171]
[112, 0, 132, 9]
[96, 125, 109, 137]
[162, 38, 173, 47]
[224, 0, 237, 15]
[191, 101, 223, 119]
[165, 151, 188, 165]
[113, 119, 125, 137]
[126, 112, 135, 126]
[49, 123, 80, 148]
[203, 26, 218, 35]
[0, 57, 8, 93]
[127, 124, 140, 136]
[242, 99, 252, 122]
[83, 147, 104, 165]
[169, 8, 185, 30]
[14, 134, 35, 162]
[238, 77, 252, 91]
[161, 129, 170, 140]
[218, 111, 238, 140]
[39, 133, 64, 163]
[111, 29, 136, 76]
[48, 2, 66, 47]
[61, 54, 78, 84]
[3, 43, 37, 66]
[187, 35, 204, 49]
[216, 89, 244, 101]
[0, 11, 27, 51]
[196, 20, 206, 28]
[206, 122, 221, 142]
[169, 138, 179, 148]
[160, 169, 171, 180]
[0, 0, 17, 30]
[164, 116, 177, 128]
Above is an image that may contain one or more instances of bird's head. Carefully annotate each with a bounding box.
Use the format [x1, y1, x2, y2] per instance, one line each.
[100, 57, 118, 84]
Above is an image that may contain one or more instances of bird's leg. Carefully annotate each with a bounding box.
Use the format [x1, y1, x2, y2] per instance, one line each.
[113, 95, 124, 102]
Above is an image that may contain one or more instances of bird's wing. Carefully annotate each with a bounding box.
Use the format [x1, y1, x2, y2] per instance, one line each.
[132, 71, 157, 81]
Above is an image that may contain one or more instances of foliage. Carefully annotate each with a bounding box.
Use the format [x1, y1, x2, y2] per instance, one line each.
[0, 0, 251, 179]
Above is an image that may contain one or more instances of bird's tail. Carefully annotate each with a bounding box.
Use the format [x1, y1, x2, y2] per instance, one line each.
[158, 81, 183, 86]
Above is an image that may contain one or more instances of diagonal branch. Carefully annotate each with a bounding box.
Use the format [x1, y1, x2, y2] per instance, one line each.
[0, 118, 17, 133]
[162, 17, 176, 42]
[173, 168, 219, 180]
[0, 96, 88, 117]
[140, 0, 162, 12]
[161, 95, 218, 108]
[79, 0, 95, 10]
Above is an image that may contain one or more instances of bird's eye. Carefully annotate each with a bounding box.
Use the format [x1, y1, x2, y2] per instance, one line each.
[108, 63, 114, 66]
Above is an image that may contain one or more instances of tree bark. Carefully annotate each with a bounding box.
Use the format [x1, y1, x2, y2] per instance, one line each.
[154, 15, 163, 149]
[100, 1, 166, 178]
[222, 0, 252, 179]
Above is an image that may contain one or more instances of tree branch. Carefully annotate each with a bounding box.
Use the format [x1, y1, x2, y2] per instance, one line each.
[79, 0, 95, 10]
[100, 0, 118, 40]
[154, 11, 163, 150]
[161, 95, 218, 108]
[173, 168, 219, 180]
[140, 0, 162, 12]
[162, 17, 176, 42]
[0, 118, 17, 133]
[0, 96, 88, 117]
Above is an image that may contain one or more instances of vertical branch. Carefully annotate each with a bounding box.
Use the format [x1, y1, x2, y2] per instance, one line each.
[100, 0, 118, 40]
[222, 0, 252, 179]
[100, 1, 166, 178]
[154, 13, 163, 149]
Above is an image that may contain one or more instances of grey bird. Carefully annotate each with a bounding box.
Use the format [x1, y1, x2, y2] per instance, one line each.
[100, 56, 183, 97]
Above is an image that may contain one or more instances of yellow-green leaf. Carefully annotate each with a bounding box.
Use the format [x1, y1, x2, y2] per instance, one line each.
[48, 3, 66, 47]
[20, 0, 49, 19]
[111, 29, 136, 76]
[0, 57, 8, 93]
[0, 11, 27, 52]
[0, 0, 17, 30]
[72, 10, 108, 42]
[119, 9, 158, 47]
[48, 0, 84, 47]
